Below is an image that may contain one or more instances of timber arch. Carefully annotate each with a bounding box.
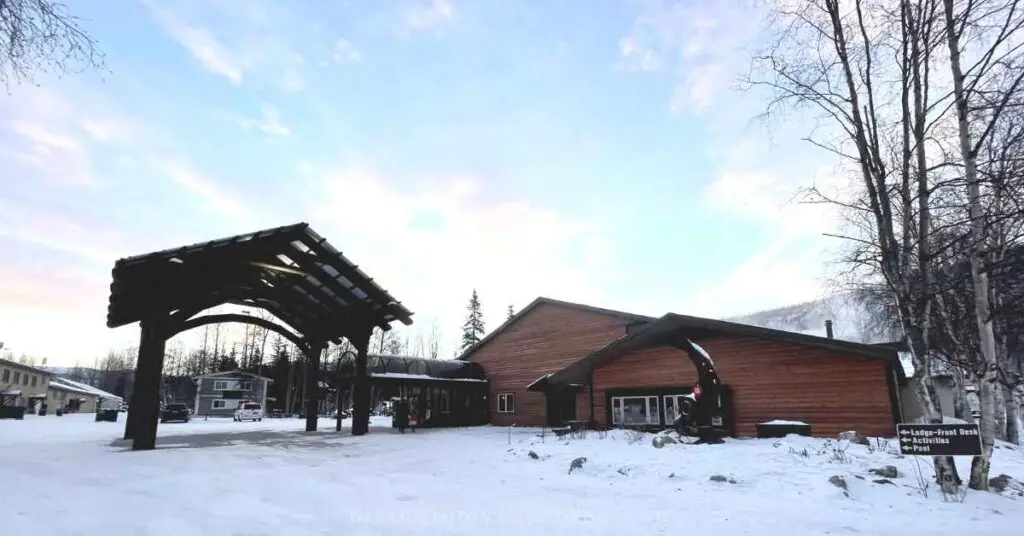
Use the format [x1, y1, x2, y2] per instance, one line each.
[168, 313, 311, 354]
[107, 223, 413, 451]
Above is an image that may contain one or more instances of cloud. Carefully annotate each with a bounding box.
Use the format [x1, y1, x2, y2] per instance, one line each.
[143, 0, 306, 92]
[307, 165, 615, 356]
[79, 116, 140, 144]
[618, 0, 761, 116]
[0, 204, 123, 265]
[0, 87, 96, 188]
[150, 158, 252, 223]
[398, 0, 456, 35]
[618, 0, 856, 317]
[333, 39, 361, 62]
[234, 103, 291, 136]
[0, 262, 131, 363]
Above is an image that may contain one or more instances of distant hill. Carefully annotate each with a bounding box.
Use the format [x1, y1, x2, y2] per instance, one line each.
[727, 292, 914, 374]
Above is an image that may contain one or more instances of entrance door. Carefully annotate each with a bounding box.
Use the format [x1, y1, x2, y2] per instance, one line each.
[545, 391, 577, 427]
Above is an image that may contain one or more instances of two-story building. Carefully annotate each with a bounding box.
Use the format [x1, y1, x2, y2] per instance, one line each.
[193, 370, 272, 417]
[0, 357, 52, 415]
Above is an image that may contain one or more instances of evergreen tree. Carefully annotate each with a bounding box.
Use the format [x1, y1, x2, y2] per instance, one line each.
[506, 304, 514, 321]
[461, 289, 485, 351]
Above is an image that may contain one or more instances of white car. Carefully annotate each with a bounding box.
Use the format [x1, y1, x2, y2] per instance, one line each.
[234, 402, 264, 422]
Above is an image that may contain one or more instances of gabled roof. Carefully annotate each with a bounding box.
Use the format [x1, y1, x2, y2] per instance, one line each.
[548, 312, 900, 384]
[195, 370, 274, 382]
[107, 223, 413, 345]
[456, 296, 654, 361]
[0, 357, 54, 377]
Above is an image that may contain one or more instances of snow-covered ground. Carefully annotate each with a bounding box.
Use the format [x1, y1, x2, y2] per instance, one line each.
[2, 414, 1023, 535]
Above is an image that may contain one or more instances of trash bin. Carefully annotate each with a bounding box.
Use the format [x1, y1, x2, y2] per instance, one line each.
[39, 403, 48, 417]
[56, 408, 63, 417]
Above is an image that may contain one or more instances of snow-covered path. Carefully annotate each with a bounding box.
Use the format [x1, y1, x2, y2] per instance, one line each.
[1, 414, 1022, 535]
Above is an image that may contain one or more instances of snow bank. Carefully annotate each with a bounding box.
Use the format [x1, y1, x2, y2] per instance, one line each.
[1, 415, 1022, 535]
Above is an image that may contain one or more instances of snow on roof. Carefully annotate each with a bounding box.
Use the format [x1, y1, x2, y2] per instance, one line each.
[1, 389, 21, 396]
[526, 373, 552, 389]
[49, 377, 124, 403]
[194, 370, 274, 381]
[369, 372, 487, 383]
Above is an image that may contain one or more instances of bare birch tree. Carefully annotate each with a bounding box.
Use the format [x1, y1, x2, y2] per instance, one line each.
[0, 0, 105, 88]
[428, 321, 440, 360]
[939, 0, 1024, 488]
[747, 0, 962, 490]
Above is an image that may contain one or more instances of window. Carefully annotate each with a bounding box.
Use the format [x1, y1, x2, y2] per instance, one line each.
[440, 391, 451, 414]
[238, 381, 253, 391]
[213, 380, 229, 390]
[496, 393, 515, 413]
[31, 376, 37, 387]
[12, 372, 20, 384]
[212, 399, 236, 410]
[1, 369, 9, 382]
[611, 396, 659, 426]
[22, 374, 29, 386]
[662, 394, 693, 425]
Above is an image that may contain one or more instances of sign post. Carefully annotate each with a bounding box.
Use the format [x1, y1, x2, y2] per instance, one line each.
[896, 423, 982, 456]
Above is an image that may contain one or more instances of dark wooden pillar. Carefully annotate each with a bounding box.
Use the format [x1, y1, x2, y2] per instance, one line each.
[350, 326, 373, 436]
[335, 355, 352, 432]
[304, 342, 325, 433]
[131, 314, 169, 451]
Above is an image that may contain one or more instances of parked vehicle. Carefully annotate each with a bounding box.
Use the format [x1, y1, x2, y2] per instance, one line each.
[234, 402, 264, 422]
[160, 403, 190, 424]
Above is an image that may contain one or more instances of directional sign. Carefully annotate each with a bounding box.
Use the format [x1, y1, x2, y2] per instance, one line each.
[896, 423, 982, 456]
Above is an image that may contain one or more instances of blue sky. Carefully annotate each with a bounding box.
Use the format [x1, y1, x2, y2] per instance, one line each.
[0, 0, 849, 364]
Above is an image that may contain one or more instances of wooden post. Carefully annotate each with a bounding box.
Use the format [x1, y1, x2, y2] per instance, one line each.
[131, 313, 169, 451]
[350, 326, 373, 436]
[304, 341, 324, 433]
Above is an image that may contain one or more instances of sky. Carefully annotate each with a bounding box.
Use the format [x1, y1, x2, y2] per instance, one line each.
[0, 0, 854, 366]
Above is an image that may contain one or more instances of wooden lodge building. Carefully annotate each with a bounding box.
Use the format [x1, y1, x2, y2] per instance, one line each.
[456, 297, 906, 438]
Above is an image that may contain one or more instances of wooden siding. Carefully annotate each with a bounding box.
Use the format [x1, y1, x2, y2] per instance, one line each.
[467, 302, 630, 426]
[592, 336, 895, 437]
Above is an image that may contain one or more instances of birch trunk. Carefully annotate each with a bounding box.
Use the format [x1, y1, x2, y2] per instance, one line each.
[1006, 387, 1022, 445]
[941, 0, 1000, 490]
[993, 383, 1007, 441]
[952, 367, 972, 423]
[907, 327, 963, 489]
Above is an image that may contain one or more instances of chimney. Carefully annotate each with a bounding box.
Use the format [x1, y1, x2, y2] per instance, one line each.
[824, 319, 834, 339]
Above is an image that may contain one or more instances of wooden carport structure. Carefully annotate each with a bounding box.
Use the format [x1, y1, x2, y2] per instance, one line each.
[107, 223, 413, 450]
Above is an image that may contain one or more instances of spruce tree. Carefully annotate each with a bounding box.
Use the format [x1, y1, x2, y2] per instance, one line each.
[461, 289, 486, 351]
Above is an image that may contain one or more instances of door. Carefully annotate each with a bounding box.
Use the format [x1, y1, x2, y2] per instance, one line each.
[545, 390, 577, 427]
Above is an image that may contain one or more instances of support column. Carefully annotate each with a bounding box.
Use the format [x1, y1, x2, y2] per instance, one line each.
[131, 314, 169, 451]
[335, 353, 353, 432]
[304, 342, 325, 432]
[350, 325, 373, 436]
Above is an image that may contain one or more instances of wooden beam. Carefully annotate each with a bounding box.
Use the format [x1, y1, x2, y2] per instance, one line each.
[167, 313, 310, 354]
